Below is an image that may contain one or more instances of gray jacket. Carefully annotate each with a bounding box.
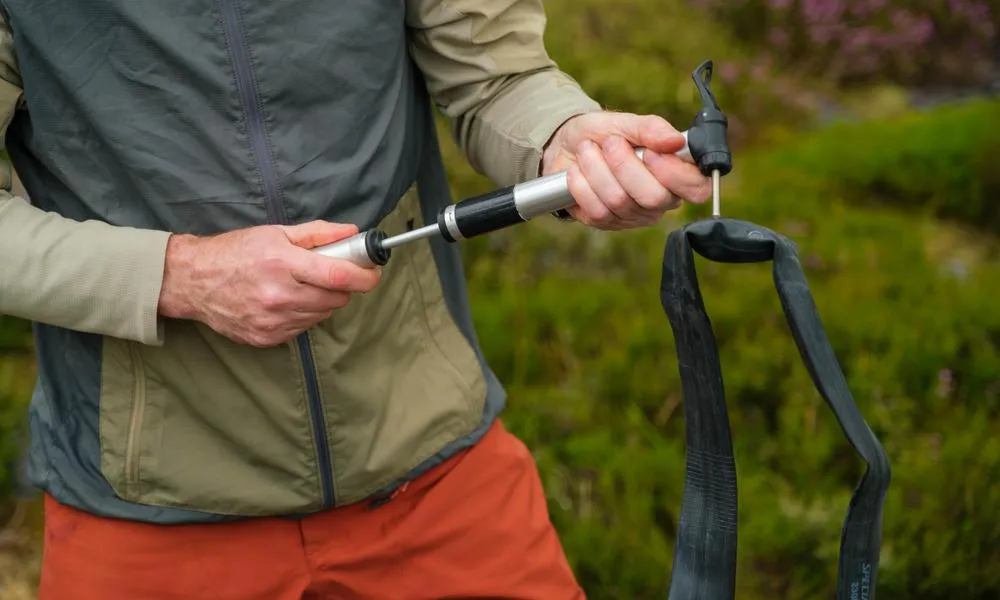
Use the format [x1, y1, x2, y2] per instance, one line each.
[0, 0, 600, 523]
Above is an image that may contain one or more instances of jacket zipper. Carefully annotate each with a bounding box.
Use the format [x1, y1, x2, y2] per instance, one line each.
[218, 0, 335, 509]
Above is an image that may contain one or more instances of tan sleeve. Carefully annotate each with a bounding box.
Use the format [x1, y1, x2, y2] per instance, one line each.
[0, 15, 171, 345]
[405, 0, 603, 187]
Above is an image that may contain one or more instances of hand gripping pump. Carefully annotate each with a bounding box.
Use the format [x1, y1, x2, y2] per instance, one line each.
[312, 60, 733, 268]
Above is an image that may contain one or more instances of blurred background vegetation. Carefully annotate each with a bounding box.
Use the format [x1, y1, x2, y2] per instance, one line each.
[2, 0, 999, 598]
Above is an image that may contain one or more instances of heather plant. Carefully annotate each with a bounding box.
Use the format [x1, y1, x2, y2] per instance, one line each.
[687, 0, 999, 87]
[538, 0, 825, 148]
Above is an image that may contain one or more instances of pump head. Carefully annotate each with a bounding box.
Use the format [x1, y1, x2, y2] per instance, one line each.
[684, 60, 733, 178]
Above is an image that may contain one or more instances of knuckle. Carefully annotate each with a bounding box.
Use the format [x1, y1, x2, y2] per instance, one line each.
[588, 204, 613, 225]
[327, 264, 349, 289]
[567, 167, 584, 191]
[605, 188, 631, 210]
[331, 292, 352, 309]
[601, 148, 623, 169]
[361, 270, 381, 293]
[605, 153, 628, 173]
[693, 178, 712, 203]
[253, 316, 281, 334]
[649, 157, 681, 183]
[247, 332, 276, 348]
[567, 168, 591, 201]
[602, 137, 631, 170]
[260, 247, 289, 271]
[645, 114, 674, 131]
[643, 210, 665, 225]
[577, 139, 600, 163]
[655, 188, 673, 208]
[257, 286, 288, 311]
[260, 256, 285, 274]
[638, 187, 670, 210]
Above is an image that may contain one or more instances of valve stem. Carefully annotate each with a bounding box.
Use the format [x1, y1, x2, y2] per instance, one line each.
[711, 169, 721, 217]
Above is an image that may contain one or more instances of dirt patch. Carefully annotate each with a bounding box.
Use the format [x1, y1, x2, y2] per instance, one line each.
[0, 548, 40, 600]
[0, 501, 41, 600]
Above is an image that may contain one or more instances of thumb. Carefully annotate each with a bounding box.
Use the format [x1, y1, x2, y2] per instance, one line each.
[605, 113, 686, 154]
[280, 220, 359, 249]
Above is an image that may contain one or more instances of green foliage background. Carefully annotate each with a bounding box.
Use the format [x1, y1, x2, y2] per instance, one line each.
[1, 1, 998, 598]
[450, 99, 1000, 599]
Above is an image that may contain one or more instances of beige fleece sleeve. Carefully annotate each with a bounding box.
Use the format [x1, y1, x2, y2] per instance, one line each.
[405, 0, 603, 187]
[0, 15, 171, 345]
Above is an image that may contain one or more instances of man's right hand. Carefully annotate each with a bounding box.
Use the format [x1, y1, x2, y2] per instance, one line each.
[157, 221, 381, 347]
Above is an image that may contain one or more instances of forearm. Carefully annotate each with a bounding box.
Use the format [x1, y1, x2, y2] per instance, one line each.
[450, 68, 601, 186]
[406, 0, 602, 187]
[0, 192, 171, 344]
[0, 11, 173, 344]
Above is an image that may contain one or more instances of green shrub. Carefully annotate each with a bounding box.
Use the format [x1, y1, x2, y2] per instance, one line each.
[0, 315, 31, 352]
[0, 365, 31, 506]
[743, 98, 1000, 233]
[455, 99, 1000, 598]
[0, 316, 32, 497]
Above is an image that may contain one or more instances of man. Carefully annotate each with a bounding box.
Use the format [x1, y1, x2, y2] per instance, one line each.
[0, 0, 709, 598]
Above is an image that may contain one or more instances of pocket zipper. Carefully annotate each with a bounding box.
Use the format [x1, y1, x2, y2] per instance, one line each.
[123, 343, 147, 487]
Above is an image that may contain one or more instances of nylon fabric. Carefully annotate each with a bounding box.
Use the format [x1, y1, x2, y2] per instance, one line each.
[660, 217, 891, 600]
[1, 0, 511, 524]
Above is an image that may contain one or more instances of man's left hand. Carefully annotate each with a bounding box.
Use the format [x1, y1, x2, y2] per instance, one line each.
[541, 111, 712, 230]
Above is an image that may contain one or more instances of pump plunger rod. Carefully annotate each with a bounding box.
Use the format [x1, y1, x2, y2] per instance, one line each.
[313, 59, 733, 268]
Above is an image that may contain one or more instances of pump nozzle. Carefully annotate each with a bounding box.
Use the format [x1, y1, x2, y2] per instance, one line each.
[683, 60, 732, 217]
[686, 60, 732, 178]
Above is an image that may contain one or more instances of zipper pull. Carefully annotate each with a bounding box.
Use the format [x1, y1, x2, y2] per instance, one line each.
[365, 481, 410, 510]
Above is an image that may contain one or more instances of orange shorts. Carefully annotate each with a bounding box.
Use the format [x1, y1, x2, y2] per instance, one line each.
[38, 420, 585, 600]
